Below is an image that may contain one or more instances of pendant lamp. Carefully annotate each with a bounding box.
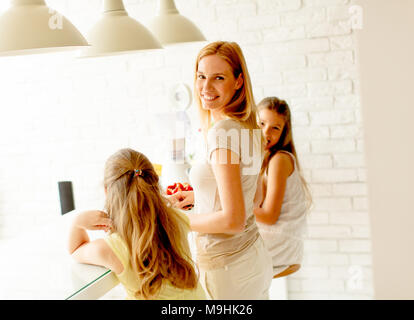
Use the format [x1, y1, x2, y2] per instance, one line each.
[147, 0, 206, 45]
[79, 0, 162, 58]
[0, 0, 89, 56]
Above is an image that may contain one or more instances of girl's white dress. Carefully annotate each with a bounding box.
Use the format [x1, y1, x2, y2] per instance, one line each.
[256, 151, 309, 276]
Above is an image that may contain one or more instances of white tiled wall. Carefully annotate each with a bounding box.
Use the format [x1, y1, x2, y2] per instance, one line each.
[0, 0, 373, 299]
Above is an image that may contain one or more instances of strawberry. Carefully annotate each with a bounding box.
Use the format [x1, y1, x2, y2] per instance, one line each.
[182, 183, 193, 191]
[166, 182, 193, 194]
[166, 183, 177, 195]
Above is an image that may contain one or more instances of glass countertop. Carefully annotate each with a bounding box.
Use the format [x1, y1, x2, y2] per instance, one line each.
[0, 210, 117, 300]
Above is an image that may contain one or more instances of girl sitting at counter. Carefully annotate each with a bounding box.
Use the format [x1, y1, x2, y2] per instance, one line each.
[253, 97, 312, 277]
[68, 148, 206, 300]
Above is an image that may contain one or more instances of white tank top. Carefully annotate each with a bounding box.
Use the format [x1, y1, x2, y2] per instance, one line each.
[256, 151, 308, 276]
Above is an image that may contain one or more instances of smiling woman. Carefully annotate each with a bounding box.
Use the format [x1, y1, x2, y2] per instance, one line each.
[196, 54, 243, 115]
[167, 41, 273, 300]
[193, 41, 258, 133]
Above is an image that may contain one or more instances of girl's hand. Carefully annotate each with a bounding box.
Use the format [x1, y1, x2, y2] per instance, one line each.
[73, 210, 113, 232]
[166, 191, 194, 210]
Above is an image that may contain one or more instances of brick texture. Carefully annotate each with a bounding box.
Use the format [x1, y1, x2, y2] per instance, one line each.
[0, 0, 372, 299]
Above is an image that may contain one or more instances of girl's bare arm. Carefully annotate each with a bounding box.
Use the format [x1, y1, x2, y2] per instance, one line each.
[254, 152, 293, 225]
[68, 210, 123, 274]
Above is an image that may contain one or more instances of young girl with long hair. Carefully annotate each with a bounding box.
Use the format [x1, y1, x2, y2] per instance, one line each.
[168, 41, 273, 299]
[253, 96, 312, 277]
[68, 148, 206, 300]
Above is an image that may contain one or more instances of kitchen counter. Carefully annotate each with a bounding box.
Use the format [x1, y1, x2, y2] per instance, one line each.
[0, 210, 119, 300]
[0, 208, 286, 300]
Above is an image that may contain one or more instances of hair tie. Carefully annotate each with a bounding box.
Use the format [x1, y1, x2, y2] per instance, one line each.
[134, 169, 143, 178]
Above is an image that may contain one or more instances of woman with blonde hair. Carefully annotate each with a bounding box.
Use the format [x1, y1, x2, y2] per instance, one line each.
[68, 148, 206, 300]
[168, 41, 273, 299]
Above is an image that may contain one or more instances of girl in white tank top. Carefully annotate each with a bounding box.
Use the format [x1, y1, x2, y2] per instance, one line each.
[254, 97, 312, 277]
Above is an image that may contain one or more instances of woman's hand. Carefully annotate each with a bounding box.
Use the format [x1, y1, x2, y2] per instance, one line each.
[166, 191, 194, 210]
[73, 210, 113, 232]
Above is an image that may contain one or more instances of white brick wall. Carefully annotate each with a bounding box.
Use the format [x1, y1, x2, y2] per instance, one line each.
[0, 0, 373, 299]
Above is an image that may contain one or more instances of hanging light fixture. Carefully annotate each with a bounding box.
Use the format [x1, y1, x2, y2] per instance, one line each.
[147, 0, 206, 46]
[0, 0, 89, 57]
[79, 0, 162, 58]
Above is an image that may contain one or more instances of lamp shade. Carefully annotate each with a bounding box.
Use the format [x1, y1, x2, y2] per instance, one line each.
[79, 0, 162, 58]
[0, 0, 89, 56]
[147, 0, 206, 45]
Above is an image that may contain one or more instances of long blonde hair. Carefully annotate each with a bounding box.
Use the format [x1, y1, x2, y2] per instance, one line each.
[258, 97, 313, 210]
[194, 41, 259, 134]
[104, 148, 198, 299]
